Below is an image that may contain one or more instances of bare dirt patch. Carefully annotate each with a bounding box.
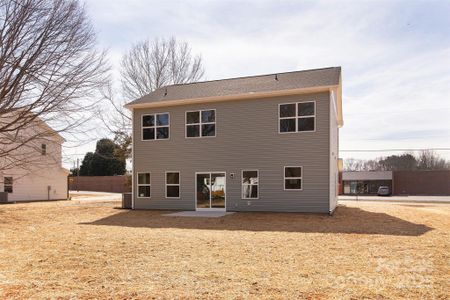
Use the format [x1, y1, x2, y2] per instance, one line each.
[0, 200, 448, 299]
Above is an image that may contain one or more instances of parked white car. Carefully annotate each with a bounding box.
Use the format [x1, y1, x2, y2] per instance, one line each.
[377, 186, 391, 196]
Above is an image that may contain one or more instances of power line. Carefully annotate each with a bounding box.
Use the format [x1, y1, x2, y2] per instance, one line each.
[341, 148, 450, 152]
[344, 106, 450, 116]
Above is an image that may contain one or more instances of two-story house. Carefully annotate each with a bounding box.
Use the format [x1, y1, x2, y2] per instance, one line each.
[0, 114, 69, 202]
[125, 67, 343, 213]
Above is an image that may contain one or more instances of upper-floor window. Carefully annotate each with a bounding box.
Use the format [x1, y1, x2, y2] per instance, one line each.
[142, 113, 170, 140]
[279, 101, 315, 133]
[186, 109, 216, 138]
[4, 177, 13, 193]
[41, 144, 47, 155]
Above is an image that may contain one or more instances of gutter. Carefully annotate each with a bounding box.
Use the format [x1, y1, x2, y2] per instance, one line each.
[125, 85, 336, 109]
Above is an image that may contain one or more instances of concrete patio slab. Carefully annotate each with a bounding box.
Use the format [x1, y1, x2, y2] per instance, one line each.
[164, 211, 235, 218]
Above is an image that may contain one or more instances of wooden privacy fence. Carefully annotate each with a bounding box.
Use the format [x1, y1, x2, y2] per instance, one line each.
[393, 170, 450, 195]
[69, 175, 131, 193]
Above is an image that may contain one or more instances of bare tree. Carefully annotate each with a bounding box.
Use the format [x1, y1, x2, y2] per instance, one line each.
[99, 82, 132, 161]
[344, 151, 450, 172]
[343, 158, 364, 171]
[0, 0, 108, 172]
[417, 150, 450, 170]
[101, 37, 204, 159]
[121, 37, 204, 101]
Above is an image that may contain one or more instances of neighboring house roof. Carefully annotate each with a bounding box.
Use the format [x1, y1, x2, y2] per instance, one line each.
[36, 117, 66, 143]
[125, 66, 343, 126]
[0, 110, 66, 143]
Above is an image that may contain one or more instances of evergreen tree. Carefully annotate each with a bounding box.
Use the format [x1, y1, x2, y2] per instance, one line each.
[79, 139, 126, 176]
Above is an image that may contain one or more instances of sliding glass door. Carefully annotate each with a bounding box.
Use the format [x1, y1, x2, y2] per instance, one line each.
[196, 172, 226, 210]
[196, 173, 211, 208]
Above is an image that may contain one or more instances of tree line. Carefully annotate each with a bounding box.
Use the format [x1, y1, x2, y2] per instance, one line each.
[344, 150, 450, 171]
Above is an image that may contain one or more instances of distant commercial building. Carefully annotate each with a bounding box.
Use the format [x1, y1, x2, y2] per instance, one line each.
[340, 170, 450, 196]
[342, 171, 392, 195]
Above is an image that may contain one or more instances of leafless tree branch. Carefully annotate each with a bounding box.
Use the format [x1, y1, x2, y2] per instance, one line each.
[0, 0, 109, 172]
[100, 37, 204, 159]
[120, 37, 204, 100]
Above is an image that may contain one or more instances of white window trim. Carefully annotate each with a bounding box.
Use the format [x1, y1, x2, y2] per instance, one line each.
[283, 166, 303, 191]
[278, 101, 316, 134]
[141, 113, 170, 141]
[137, 172, 151, 198]
[185, 109, 216, 138]
[165, 171, 181, 199]
[194, 171, 227, 211]
[241, 169, 259, 199]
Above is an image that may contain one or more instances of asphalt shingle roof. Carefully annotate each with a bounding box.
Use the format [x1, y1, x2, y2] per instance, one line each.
[126, 66, 341, 106]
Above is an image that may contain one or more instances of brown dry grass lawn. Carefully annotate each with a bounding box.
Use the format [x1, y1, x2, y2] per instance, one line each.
[0, 200, 449, 299]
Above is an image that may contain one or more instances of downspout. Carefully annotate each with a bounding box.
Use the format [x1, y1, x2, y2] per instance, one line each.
[131, 108, 135, 209]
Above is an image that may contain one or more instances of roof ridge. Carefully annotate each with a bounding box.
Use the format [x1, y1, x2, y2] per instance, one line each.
[165, 66, 341, 89]
[125, 66, 342, 107]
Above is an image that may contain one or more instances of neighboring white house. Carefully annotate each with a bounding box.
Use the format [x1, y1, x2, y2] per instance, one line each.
[0, 114, 69, 202]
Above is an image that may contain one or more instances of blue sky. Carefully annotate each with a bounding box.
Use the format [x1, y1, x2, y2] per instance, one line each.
[63, 0, 450, 167]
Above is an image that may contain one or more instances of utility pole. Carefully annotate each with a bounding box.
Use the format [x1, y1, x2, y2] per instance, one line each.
[76, 158, 80, 192]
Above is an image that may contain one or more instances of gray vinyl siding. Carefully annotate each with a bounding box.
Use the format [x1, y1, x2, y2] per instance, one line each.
[132, 92, 330, 213]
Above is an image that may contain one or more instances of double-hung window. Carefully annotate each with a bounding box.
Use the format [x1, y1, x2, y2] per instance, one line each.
[279, 101, 315, 133]
[142, 113, 170, 140]
[242, 170, 258, 199]
[166, 172, 180, 198]
[137, 173, 151, 197]
[284, 167, 302, 190]
[4, 177, 13, 193]
[186, 109, 216, 138]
